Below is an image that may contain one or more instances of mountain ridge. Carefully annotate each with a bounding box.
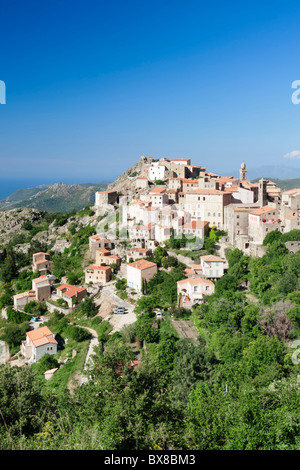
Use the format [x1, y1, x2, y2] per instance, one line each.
[0, 181, 109, 213]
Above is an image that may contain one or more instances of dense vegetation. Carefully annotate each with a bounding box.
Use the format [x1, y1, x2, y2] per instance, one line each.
[0, 221, 299, 450]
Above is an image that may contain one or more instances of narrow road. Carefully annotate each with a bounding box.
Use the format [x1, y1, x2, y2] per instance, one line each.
[171, 319, 199, 341]
[97, 284, 137, 334]
[0, 341, 9, 364]
[80, 326, 98, 385]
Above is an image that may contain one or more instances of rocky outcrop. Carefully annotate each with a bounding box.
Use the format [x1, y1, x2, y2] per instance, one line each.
[0, 208, 45, 244]
[107, 155, 155, 195]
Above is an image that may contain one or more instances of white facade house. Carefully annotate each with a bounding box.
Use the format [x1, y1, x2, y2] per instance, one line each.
[149, 188, 169, 207]
[148, 164, 167, 181]
[177, 277, 215, 305]
[21, 326, 58, 363]
[200, 255, 225, 278]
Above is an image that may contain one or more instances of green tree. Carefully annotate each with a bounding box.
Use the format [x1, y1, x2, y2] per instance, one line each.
[0, 365, 46, 438]
[81, 297, 98, 317]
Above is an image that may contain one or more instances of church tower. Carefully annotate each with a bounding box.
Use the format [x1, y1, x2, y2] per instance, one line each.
[258, 178, 268, 207]
[239, 162, 247, 181]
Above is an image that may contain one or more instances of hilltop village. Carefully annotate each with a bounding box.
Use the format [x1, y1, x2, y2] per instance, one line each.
[3, 155, 299, 366]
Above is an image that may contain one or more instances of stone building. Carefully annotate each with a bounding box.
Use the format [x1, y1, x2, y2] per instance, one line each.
[95, 190, 118, 206]
[32, 252, 53, 275]
[84, 265, 112, 284]
[127, 259, 157, 292]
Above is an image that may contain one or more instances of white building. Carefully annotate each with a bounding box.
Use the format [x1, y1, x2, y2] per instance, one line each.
[200, 255, 225, 278]
[177, 277, 215, 305]
[21, 326, 58, 363]
[149, 188, 169, 207]
[127, 259, 157, 292]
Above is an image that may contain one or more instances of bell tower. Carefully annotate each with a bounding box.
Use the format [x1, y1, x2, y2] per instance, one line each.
[240, 162, 247, 181]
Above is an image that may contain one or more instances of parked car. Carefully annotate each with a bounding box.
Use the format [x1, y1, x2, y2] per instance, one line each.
[113, 306, 126, 314]
[31, 316, 39, 322]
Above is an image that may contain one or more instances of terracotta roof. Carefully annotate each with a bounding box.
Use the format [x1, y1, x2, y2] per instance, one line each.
[32, 336, 58, 348]
[128, 259, 157, 270]
[97, 190, 116, 194]
[149, 188, 166, 194]
[177, 277, 214, 286]
[249, 205, 275, 216]
[224, 185, 239, 192]
[233, 207, 256, 212]
[56, 284, 87, 298]
[26, 326, 55, 342]
[96, 248, 111, 254]
[181, 220, 209, 229]
[129, 199, 145, 205]
[216, 176, 235, 183]
[184, 268, 195, 275]
[14, 290, 36, 299]
[32, 275, 49, 283]
[201, 255, 224, 262]
[89, 234, 111, 242]
[34, 259, 50, 265]
[85, 264, 112, 270]
[240, 180, 259, 188]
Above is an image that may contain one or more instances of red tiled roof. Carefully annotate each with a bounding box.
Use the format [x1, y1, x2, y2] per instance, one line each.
[85, 265, 111, 270]
[249, 205, 275, 216]
[56, 284, 87, 298]
[177, 277, 214, 286]
[149, 188, 166, 194]
[181, 220, 209, 229]
[200, 255, 224, 262]
[128, 259, 157, 270]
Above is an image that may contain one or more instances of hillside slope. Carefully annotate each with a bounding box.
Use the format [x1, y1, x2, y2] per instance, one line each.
[251, 177, 300, 191]
[0, 182, 109, 213]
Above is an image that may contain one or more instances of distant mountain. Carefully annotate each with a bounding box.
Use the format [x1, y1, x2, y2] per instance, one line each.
[251, 177, 300, 191]
[0, 182, 109, 213]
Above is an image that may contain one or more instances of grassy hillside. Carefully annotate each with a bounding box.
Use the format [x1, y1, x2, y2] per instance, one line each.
[251, 177, 300, 190]
[0, 182, 109, 213]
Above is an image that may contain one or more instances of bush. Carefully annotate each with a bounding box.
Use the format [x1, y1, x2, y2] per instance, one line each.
[64, 326, 90, 342]
[1, 323, 28, 349]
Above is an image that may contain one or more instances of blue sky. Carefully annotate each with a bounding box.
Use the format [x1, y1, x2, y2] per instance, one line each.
[1, 0, 300, 186]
